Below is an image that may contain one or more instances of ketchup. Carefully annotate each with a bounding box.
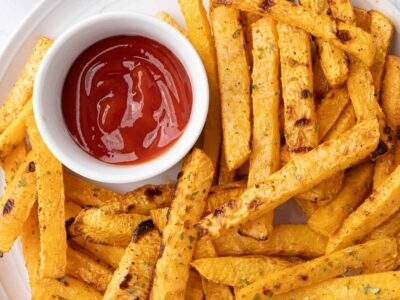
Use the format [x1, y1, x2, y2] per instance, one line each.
[62, 35, 192, 165]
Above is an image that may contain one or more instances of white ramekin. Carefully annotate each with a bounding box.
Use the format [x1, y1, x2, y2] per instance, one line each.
[33, 12, 209, 184]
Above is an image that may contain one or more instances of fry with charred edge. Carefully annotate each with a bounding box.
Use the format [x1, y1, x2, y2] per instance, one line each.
[65, 199, 82, 221]
[191, 256, 292, 287]
[100, 184, 174, 215]
[156, 11, 188, 38]
[381, 56, 400, 133]
[327, 164, 400, 252]
[322, 103, 356, 142]
[68, 208, 149, 247]
[0, 37, 52, 133]
[366, 210, 400, 240]
[242, 17, 280, 240]
[205, 183, 246, 215]
[63, 172, 121, 207]
[26, 116, 67, 278]
[150, 149, 214, 299]
[370, 11, 394, 97]
[0, 100, 32, 158]
[308, 162, 374, 237]
[227, 0, 375, 66]
[212, 6, 251, 171]
[21, 206, 102, 300]
[213, 224, 327, 257]
[347, 57, 393, 158]
[104, 220, 161, 300]
[178, 0, 221, 170]
[237, 238, 398, 299]
[316, 88, 349, 141]
[67, 248, 113, 292]
[195, 120, 379, 238]
[0, 152, 36, 252]
[272, 271, 400, 300]
[373, 152, 396, 190]
[1, 143, 26, 185]
[328, 0, 355, 24]
[71, 237, 124, 269]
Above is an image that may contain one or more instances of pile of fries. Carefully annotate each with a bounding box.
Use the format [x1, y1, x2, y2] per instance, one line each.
[1, 0, 400, 299]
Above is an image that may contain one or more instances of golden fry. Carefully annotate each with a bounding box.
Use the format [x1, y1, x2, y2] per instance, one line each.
[328, 0, 355, 24]
[367, 210, 400, 240]
[65, 199, 82, 221]
[381, 55, 400, 132]
[1, 143, 26, 185]
[185, 270, 204, 300]
[205, 182, 246, 215]
[322, 103, 356, 142]
[241, 12, 261, 66]
[373, 152, 396, 190]
[218, 148, 236, 184]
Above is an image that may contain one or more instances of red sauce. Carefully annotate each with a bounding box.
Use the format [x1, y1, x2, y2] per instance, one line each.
[62, 35, 192, 165]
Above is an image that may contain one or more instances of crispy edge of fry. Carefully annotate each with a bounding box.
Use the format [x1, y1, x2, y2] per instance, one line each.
[0, 142, 26, 185]
[354, 7, 371, 31]
[0, 100, 32, 158]
[229, 0, 375, 66]
[156, 11, 188, 37]
[370, 10, 394, 97]
[237, 238, 398, 298]
[367, 210, 400, 240]
[327, 164, 400, 253]
[63, 171, 121, 207]
[218, 147, 236, 184]
[104, 220, 161, 300]
[328, 0, 355, 24]
[205, 183, 246, 215]
[66, 247, 113, 292]
[212, 6, 251, 171]
[241, 11, 262, 66]
[0, 37, 52, 133]
[273, 271, 400, 299]
[0, 151, 36, 252]
[196, 120, 379, 239]
[178, 0, 222, 170]
[26, 115, 67, 278]
[312, 54, 330, 100]
[308, 162, 374, 237]
[69, 208, 149, 247]
[381, 55, 400, 132]
[150, 149, 214, 299]
[373, 151, 396, 190]
[322, 103, 356, 142]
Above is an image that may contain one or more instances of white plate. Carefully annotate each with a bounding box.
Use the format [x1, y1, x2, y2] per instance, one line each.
[0, 0, 399, 299]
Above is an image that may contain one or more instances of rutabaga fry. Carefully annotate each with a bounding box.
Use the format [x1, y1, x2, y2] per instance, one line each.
[312, 56, 330, 100]
[237, 238, 398, 299]
[66, 248, 113, 293]
[273, 271, 400, 300]
[354, 7, 371, 31]
[185, 270, 204, 300]
[366, 210, 400, 240]
[178, 0, 222, 170]
[373, 151, 396, 190]
[227, 0, 375, 66]
[0, 152, 36, 252]
[327, 164, 400, 252]
[328, 0, 355, 24]
[195, 120, 379, 238]
[300, 0, 329, 14]
[150, 207, 169, 233]
[150, 149, 214, 299]
[156, 11, 188, 38]
[370, 11, 394, 97]
[104, 220, 161, 300]
[241, 12, 261, 66]
[212, 6, 251, 171]
[27, 116, 67, 278]
[65, 199, 82, 221]
[0, 100, 32, 158]
[191, 256, 292, 287]
[307, 162, 374, 237]
[218, 147, 236, 184]
[205, 182, 246, 215]
[0, 37, 52, 133]
[63, 172, 121, 207]
[68, 208, 149, 247]
[0, 143, 26, 185]
[381, 55, 400, 132]
[322, 103, 356, 142]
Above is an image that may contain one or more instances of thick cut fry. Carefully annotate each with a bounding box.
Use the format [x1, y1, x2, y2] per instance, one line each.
[308, 162, 374, 236]
[150, 149, 214, 299]
[354, 7, 371, 31]
[238, 213, 274, 241]
[322, 103, 356, 142]
[104, 220, 161, 300]
[71, 237, 124, 269]
[150, 207, 169, 233]
[312, 57, 329, 100]
[316, 88, 349, 140]
[1, 143, 26, 185]
[64, 172, 121, 207]
[205, 183, 246, 215]
[273, 271, 400, 300]
[300, 0, 329, 14]
[328, 0, 355, 24]
[0, 100, 32, 158]
[212, 6, 251, 171]
[67, 248, 113, 292]
[373, 151, 396, 190]
[196, 120, 379, 238]
[178, 0, 221, 169]
[185, 271, 204, 300]
[156, 11, 188, 37]
[69, 208, 149, 247]
[242, 12, 261, 66]
[370, 11, 394, 97]
[213, 224, 327, 257]
[27, 116, 66, 278]
[367, 210, 400, 240]
[100, 184, 174, 215]
[0, 38, 52, 133]
[228, 0, 375, 66]
[347, 58, 393, 158]
[327, 164, 400, 252]
[218, 148, 236, 184]
[381, 55, 400, 132]
[65, 199, 82, 220]
[237, 238, 398, 299]
[192, 256, 292, 287]
[0, 152, 36, 252]
[193, 237, 218, 260]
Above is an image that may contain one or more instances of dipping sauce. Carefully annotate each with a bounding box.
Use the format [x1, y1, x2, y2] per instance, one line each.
[62, 35, 192, 165]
